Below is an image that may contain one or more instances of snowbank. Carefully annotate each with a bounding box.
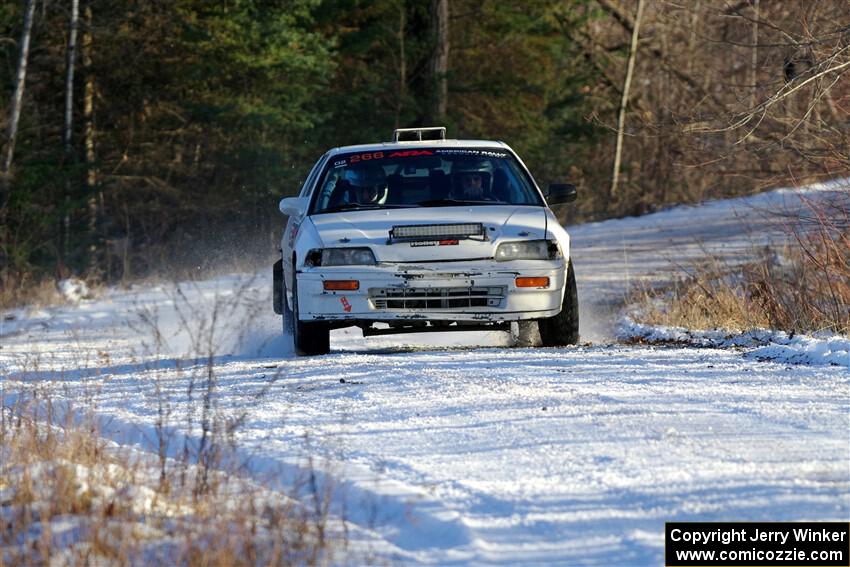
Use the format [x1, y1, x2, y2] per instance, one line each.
[618, 317, 850, 368]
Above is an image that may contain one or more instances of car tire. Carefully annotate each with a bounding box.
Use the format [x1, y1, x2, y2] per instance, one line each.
[290, 275, 330, 356]
[538, 259, 579, 347]
[282, 276, 294, 336]
[273, 259, 283, 315]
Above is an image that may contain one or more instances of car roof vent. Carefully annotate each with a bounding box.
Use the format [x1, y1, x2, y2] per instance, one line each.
[393, 127, 446, 142]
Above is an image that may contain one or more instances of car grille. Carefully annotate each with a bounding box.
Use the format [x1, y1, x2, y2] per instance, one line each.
[370, 286, 504, 310]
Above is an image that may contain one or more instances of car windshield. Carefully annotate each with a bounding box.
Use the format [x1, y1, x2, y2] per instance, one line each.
[310, 147, 544, 214]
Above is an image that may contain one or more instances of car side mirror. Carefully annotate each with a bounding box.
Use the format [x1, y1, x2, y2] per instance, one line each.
[279, 197, 308, 217]
[547, 183, 577, 205]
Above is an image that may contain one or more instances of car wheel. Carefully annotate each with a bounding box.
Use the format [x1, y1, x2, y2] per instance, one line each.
[273, 259, 284, 315]
[538, 259, 579, 347]
[282, 276, 294, 335]
[291, 276, 330, 356]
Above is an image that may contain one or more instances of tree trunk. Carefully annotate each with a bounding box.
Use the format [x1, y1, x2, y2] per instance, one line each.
[1, 0, 37, 277]
[64, 0, 79, 156]
[609, 0, 644, 199]
[83, 2, 100, 275]
[430, 0, 449, 124]
[2, 0, 37, 189]
[395, 3, 406, 129]
[687, 0, 700, 76]
[750, 0, 759, 108]
[61, 0, 80, 265]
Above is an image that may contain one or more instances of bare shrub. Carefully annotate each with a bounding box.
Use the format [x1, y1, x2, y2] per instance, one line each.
[0, 272, 63, 310]
[1, 385, 342, 566]
[630, 253, 774, 332]
[632, 195, 850, 335]
[130, 275, 274, 497]
[777, 194, 850, 333]
[2, 274, 346, 565]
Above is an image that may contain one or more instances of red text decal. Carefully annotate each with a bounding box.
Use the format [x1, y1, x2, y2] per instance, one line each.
[349, 151, 384, 164]
[348, 150, 434, 163]
[387, 150, 434, 158]
[340, 297, 352, 312]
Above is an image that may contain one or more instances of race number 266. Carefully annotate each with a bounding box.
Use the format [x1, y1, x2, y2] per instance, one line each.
[349, 152, 384, 164]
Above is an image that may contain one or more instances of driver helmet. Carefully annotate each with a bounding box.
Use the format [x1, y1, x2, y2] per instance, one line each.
[345, 165, 387, 204]
[452, 158, 492, 199]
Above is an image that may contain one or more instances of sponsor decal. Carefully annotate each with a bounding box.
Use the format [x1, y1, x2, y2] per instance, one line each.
[349, 151, 384, 164]
[410, 241, 437, 247]
[347, 149, 435, 164]
[340, 296, 352, 312]
[439, 239, 459, 246]
[387, 150, 434, 158]
[340, 148, 507, 166]
[434, 149, 507, 158]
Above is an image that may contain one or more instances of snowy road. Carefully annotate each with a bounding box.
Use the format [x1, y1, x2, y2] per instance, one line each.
[2, 182, 849, 564]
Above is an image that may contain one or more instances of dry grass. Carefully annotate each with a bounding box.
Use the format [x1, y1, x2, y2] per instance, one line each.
[0, 390, 341, 566]
[632, 196, 850, 336]
[631, 259, 773, 332]
[0, 273, 64, 311]
[1, 276, 347, 566]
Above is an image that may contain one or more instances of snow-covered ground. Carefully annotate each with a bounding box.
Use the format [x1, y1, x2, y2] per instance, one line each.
[2, 181, 849, 564]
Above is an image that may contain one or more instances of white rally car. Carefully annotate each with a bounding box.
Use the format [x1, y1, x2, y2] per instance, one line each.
[274, 127, 578, 355]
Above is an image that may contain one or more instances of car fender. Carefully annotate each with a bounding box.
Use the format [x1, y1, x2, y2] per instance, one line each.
[544, 209, 571, 262]
[282, 219, 324, 312]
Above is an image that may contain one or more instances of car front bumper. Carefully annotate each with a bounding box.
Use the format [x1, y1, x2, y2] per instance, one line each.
[294, 260, 566, 323]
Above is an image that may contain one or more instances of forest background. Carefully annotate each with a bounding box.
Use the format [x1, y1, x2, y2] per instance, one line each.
[1, 0, 847, 288]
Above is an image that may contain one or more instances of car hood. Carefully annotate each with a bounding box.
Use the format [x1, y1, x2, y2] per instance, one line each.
[309, 206, 549, 262]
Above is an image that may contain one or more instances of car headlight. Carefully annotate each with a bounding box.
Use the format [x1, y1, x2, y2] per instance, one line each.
[495, 240, 561, 261]
[305, 247, 377, 267]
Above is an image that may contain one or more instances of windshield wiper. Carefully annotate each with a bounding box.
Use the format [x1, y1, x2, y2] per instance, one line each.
[415, 198, 500, 207]
[321, 203, 418, 214]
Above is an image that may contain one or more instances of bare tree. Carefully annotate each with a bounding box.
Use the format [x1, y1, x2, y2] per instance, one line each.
[750, 0, 759, 108]
[83, 2, 100, 274]
[64, 0, 79, 156]
[2, 0, 37, 191]
[1, 0, 37, 276]
[609, 0, 644, 198]
[61, 0, 80, 264]
[395, 4, 407, 129]
[430, 0, 450, 123]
